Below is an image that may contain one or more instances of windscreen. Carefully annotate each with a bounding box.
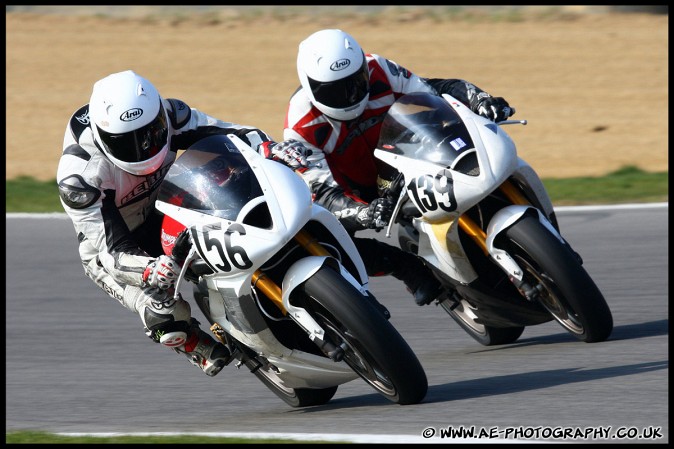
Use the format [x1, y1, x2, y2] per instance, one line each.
[157, 135, 263, 220]
[377, 93, 474, 167]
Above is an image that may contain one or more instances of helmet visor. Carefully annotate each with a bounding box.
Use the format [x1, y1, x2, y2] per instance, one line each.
[308, 59, 369, 109]
[96, 103, 168, 163]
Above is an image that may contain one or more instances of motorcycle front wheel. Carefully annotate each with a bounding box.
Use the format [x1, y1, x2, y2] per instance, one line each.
[503, 214, 613, 342]
[299, 266, 428, 405]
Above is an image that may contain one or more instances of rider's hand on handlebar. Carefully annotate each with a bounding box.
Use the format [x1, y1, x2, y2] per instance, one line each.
[142, 255, 181, 290]
[258, 139, 311, 170]
[357, 198, 394, 231]
[475, 94, 515, 122]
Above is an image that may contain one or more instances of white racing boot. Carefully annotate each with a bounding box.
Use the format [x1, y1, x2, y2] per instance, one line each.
[176, 325, 232, 377]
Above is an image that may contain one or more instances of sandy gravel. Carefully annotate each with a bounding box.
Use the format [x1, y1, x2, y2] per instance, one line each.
[6, 7, 668, 181]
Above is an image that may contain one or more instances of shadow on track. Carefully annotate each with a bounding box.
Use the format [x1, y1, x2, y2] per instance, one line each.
[290, 360, 667, 411]
[422, 360, 668, 403]
[463, 319, 668, 354]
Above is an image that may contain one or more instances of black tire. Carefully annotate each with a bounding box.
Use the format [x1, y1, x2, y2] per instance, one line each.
[503, 214, 613, 342]
[399, 220, 525, 346]
[300, 266, 428, 405]
[440, 298, 526, 346]
[193, 280, 338, 408]
[243, 358, 338, 408]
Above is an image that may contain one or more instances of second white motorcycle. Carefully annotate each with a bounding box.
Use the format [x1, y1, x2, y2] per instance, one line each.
[374, 92, 613, 346]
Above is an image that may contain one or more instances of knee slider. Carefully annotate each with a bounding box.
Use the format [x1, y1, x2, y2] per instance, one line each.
[139, 289, 192, 347]
[142, 308, 191, 347]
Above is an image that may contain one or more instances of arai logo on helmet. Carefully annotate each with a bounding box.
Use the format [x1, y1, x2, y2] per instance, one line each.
[330, 59, 351, 71]
[120, 108, 143, 122]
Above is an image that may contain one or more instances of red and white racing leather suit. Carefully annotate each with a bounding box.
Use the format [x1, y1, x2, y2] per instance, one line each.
[283, 54, 497, 286]
[283, 53, 492, 232]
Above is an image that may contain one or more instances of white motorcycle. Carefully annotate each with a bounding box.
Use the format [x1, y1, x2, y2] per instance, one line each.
[374, 92, 613, 346]
[154, 134, 427, 407]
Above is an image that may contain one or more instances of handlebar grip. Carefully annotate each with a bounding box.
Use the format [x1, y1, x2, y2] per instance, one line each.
[383, 172, 405, 200]
[171, 228, 191, 264]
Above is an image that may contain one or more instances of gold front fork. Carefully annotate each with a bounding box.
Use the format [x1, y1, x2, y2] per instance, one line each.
[251, 271, 285, 315]
[457, 179, 530, 255]
[250, 229, 330, 316]
[498, 179, 530, 206]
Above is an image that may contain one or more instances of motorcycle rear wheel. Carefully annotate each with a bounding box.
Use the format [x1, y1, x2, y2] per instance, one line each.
[440, 297, 526, 346]
[243, 358, 338, 407]
[399, 220, 526, 346]
[300, 266, 428, 405]
[503, 214, 613, 342]
[193, 281, 338, 408]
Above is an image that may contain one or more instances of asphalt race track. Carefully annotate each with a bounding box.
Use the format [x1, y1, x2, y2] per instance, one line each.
[5, 204, 668, 444]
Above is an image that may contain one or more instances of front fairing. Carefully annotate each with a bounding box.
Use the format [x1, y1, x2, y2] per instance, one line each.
[375, 92, 518, 222]
[156, 134, 313, 277]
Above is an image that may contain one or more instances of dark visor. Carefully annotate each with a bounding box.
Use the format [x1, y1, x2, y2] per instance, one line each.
[97, 103, 168, 163]
[308, 59, 369, 109]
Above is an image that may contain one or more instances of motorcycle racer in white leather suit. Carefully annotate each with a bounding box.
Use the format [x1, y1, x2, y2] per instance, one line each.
[57, 70, 306, 377]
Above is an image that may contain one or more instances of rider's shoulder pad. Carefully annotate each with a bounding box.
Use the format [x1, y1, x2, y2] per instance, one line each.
[165, 98, 192, 129]
[68, 105, 91, 142]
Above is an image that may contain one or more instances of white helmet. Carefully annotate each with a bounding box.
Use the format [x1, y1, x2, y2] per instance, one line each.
[297, 29, 370, 121]
[89, 70, 169, 175]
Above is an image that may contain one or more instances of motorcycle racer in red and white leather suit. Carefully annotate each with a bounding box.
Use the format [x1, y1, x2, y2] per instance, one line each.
[283, 29, 514, 307]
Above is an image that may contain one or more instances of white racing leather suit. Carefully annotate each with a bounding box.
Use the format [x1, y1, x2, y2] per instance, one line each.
[57, 98, 273, 342]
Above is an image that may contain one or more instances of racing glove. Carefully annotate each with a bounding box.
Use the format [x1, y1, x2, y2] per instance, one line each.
[473, 92, 515, 122]
[356, 198, 395, 230]
[171, 228, 192, 264]
[258, 139, 310, 170]
[142, 255, 181, 290]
